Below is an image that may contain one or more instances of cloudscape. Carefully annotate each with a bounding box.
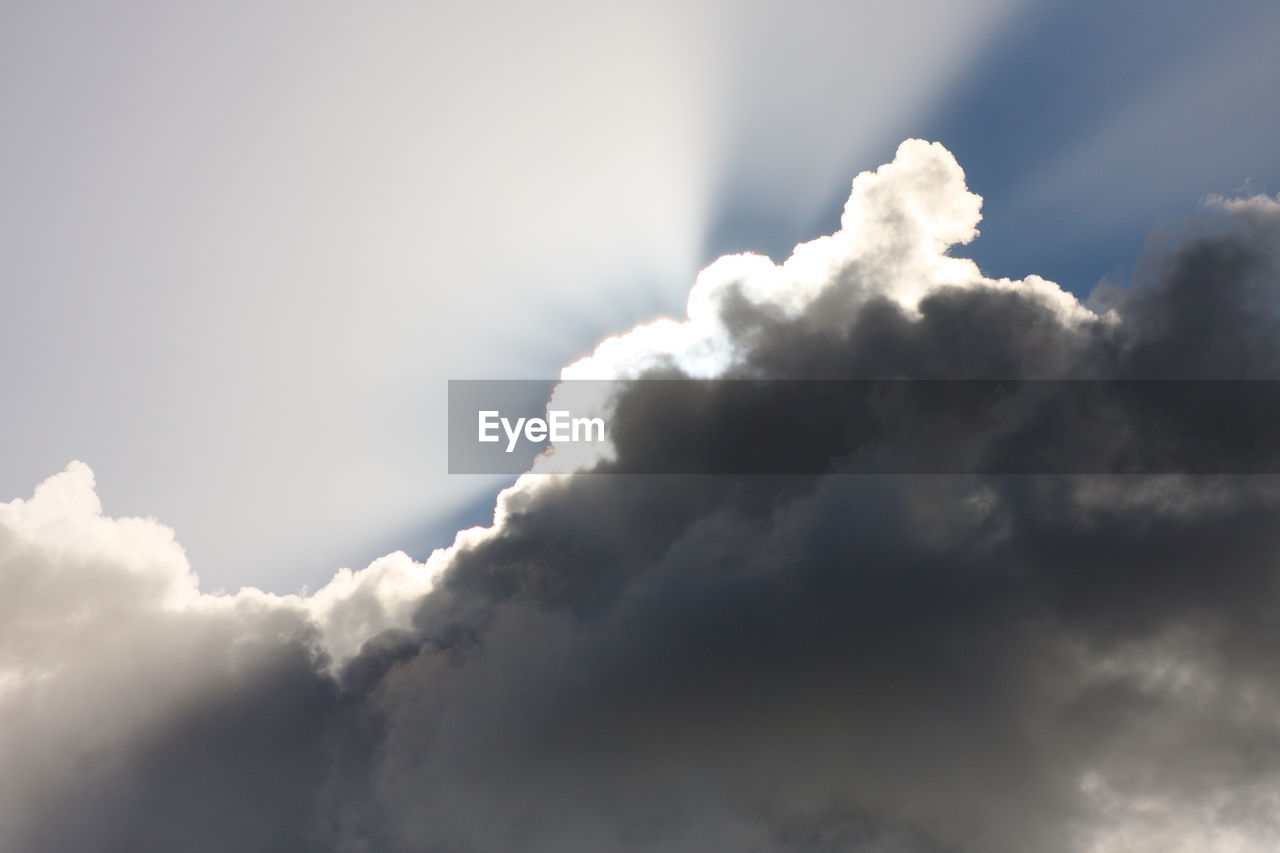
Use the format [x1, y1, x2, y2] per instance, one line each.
[5, 137, 1280, 851]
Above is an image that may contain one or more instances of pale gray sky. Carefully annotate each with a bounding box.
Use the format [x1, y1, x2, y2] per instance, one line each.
[4, 0, 1276, 594]
[1, 0, 1020, 592]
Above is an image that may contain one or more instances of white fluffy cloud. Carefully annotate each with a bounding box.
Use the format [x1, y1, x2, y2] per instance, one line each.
[564, 140, 1095, 383]
[0, 459, 451, 834]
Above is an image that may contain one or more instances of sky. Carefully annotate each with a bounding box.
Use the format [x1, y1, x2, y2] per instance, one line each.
[6, 0, 1277, 595]
[4, 2, 1280, 851]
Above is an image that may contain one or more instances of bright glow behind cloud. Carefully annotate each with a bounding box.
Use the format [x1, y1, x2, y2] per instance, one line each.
[0, 0, 1032, 595]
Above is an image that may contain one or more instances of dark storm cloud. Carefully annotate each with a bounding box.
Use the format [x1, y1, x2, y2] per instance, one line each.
[5, 143, 1280, 852]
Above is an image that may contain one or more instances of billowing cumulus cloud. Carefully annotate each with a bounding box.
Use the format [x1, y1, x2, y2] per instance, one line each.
[5, 141, 1280, 852]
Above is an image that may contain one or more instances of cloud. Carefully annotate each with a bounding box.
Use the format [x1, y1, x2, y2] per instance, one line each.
[0, 461, 443, 849]
[5, 142, 1280, 851]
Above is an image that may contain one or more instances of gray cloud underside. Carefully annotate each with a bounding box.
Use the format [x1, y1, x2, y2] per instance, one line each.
[6, 145, 1280, 852]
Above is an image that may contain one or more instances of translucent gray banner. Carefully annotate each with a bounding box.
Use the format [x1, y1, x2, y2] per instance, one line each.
[448, 379, 1280, 475]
